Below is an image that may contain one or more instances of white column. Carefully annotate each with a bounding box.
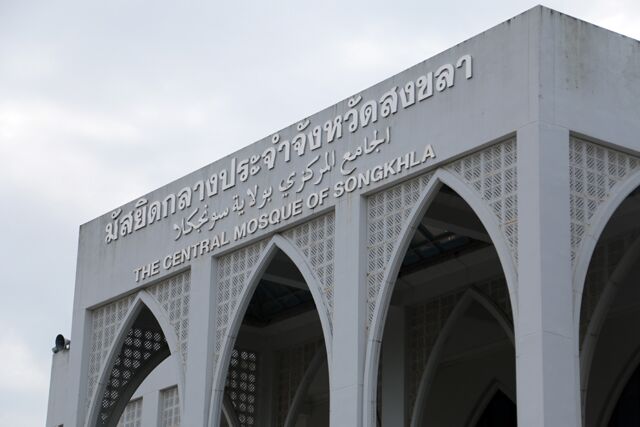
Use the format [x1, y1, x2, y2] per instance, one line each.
[381, 306, 406, 426]
[182, 259, 216, 426]
[516, 122, 580, 426]
[66, 302, 92, 427]
[330, 196, 367, 426]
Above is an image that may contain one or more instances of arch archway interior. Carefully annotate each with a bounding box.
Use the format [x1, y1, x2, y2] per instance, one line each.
[417, 299, 516, 426]
[94, 306, 170, 427]
[474, 390, 517, 427]
[243, 250, 318, 327]
[608, 362, 640, 426]
[581, 187, 640, 427]
[580, 187, 640, 345]
[376, 185, 515, 426]
[220, 248, 330, 427]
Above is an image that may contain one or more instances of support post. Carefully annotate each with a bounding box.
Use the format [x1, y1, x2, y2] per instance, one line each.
[516, 122, 581, 426]
[330, 196, 367, 426]
[182, 259, 216, 426]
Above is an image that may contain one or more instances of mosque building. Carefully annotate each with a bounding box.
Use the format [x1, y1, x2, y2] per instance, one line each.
[47, 6, 640, 427]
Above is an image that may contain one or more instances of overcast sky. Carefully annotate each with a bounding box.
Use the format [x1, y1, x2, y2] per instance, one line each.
[1, 1, 639, 425]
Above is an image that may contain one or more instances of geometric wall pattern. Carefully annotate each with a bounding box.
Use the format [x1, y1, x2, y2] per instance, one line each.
[284, 213, 336, 332]
[147, 270, 191, 366]
[86, 270, 191, 416]
[225, 348, 259, 427]
[366, 138, 518, 330]
[87, 294, 136, 410]
[116, 398, 142, 427]
[569, 137, 640, 265]
[95, 327, 168, 426]
[366, 172, 433, 327]
[215, 239, 269, 367]
[446, 137, 518, 267]
[274, 340, 324, 425]
[159, 386, 181, 427]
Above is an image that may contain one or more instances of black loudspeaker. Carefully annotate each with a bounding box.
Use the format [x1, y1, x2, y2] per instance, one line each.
[52, 334, 70, 353]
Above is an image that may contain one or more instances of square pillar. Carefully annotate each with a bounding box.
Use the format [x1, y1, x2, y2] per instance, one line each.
[330, 196, 368, 426]
[182, 259, 216, 426]
[516, 122, 580, 426]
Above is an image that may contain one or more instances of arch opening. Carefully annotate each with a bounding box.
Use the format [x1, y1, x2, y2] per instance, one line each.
[608, 361, 640, 426]
[90, 303, 181, 427]
[374, 184, 516, 426]
[473, 389, 517, 427]
[217, 247, 330, 427]
[579, 187, 640, 427]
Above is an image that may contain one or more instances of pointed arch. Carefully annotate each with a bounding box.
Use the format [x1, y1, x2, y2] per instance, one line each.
[86, 291, 184, 427]
[465, 380, 516, 427]
[580, 235, 640, 403]
[410, 288, 515, 427]
[209, 234, 333, 427]
[363, 169, 519, 425]
[573, 170, 640, 343]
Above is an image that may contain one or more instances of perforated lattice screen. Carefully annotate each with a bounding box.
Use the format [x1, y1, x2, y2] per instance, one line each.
[226, 348, 259, 426]
[96, 328, 168, 426]
[367, 173, 433, 327]
[569, 137, 640, 264]
[88, 295, 135, 408]
[148, 270, 191, 365]
[87, 270, 190, 422]
[215, 240, 269, 368]
[284, 213, 335, 331]
[116, 398, 142, 427]
[274, 340, 323, 425]
[160, 386, 181, 427]
[446, 138, 518, 266]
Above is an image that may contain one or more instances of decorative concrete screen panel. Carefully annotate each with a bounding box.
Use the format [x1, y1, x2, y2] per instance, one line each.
[86, 270, 190, 419]
[367, 172, 433, 327]
[569, 137, 640, 264]
[87, 295, 135, 409]
[284, 213, 336, 331]
[147, 270, 191, 365]
[160, 386, 180, 427]
[215, 240, 269, 364]
[116, 398, 142, 427]
[226, 348, 259, 426]
[446, 138, 518, 266]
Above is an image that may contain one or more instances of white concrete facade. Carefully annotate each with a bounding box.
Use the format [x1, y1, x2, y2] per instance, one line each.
[46, 6, 640, 427]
